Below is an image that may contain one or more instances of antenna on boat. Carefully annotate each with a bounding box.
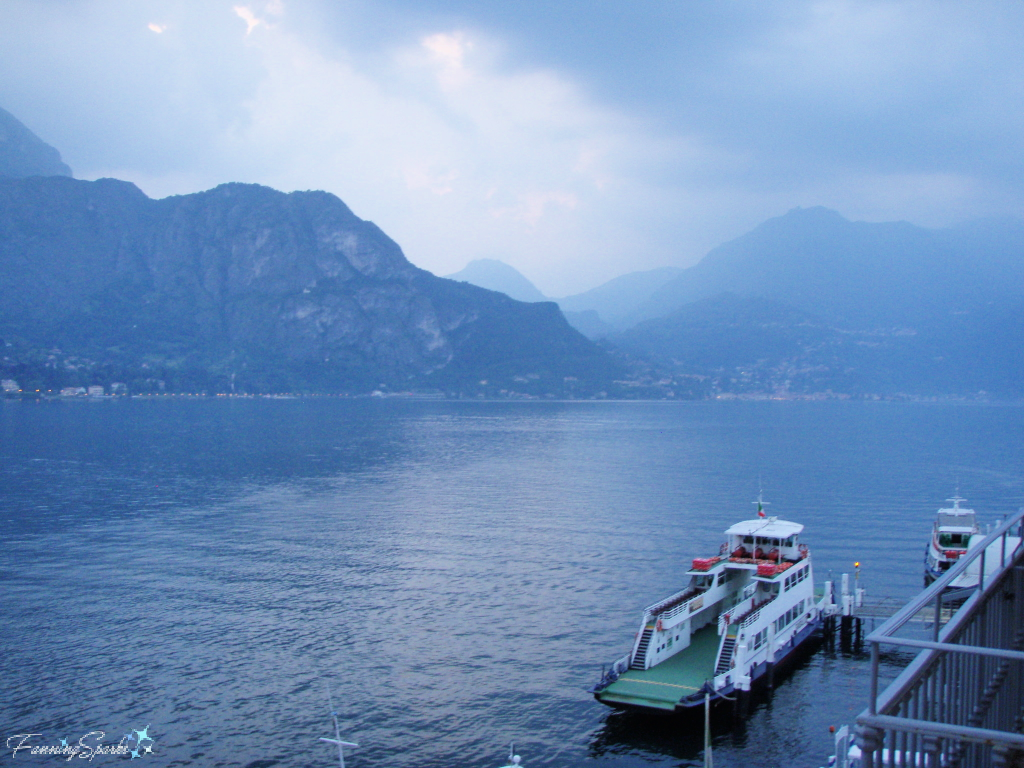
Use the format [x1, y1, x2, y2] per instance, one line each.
[947, 481, 966, 511]
[319, 681, 358, 768]
[501, 742, 522, 768]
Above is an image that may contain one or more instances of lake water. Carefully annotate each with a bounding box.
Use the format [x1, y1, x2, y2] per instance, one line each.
[2, 399, 1022, 768]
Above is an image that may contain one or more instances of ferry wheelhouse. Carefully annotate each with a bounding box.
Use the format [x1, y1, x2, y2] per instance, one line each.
[593, 504, 833, 713]
[924, 495, 980, 586]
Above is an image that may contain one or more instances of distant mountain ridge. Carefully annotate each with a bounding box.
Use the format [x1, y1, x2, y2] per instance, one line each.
[2, 99, 1020, 400]
[444, 259, 687, 338]
[628, 207, 1024, 329]
[615, 208, 1024, 397]
[444, 258, 548, 303]
[0, 176, 617, 395]
[0, 107, 72, 178]
[556, 266, 684, 331]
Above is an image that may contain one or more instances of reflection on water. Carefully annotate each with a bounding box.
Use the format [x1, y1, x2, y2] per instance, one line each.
[1, 399, 1022, 767]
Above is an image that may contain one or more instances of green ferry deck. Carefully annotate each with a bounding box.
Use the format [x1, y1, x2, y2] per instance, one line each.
[596, 624, 720, 711]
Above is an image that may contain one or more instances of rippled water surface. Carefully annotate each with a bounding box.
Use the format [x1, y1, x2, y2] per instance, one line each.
[2, 399, 1023, 767]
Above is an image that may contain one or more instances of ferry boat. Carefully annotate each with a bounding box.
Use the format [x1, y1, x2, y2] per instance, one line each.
[592, 500, 834, 713]
[923, 494, 980, 587]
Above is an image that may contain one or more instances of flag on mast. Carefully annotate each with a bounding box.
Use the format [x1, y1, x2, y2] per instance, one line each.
[757, 501, 765, 518]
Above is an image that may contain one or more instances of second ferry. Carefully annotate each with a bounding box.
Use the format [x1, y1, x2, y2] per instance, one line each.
[923, 493, 980, 586]
[592, 498, 840, 713]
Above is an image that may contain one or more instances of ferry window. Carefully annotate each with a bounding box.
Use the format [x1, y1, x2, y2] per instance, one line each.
[717, 572, 726, 586]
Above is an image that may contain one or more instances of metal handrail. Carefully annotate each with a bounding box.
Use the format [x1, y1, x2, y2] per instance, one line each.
[867, 509, 1024, 645]
[854, 507, 1024, 768]
[865, 508, 1024, 717]
[855, 714, 1024, 749]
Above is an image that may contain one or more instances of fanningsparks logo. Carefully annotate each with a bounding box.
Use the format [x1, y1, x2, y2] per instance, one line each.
[6, 726, 156, 761]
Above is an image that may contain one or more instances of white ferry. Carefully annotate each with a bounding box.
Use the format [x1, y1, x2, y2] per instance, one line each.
[593, 500, 836, 713]
[923, 494, 980, 586]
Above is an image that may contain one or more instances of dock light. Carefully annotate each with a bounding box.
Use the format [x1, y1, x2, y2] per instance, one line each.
[854, 562, 860, 568]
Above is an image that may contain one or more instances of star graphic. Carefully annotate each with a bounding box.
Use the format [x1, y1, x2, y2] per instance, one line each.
[133, 726, 151, 743]
[60, 738, 68, 747]
[130, 748, 141, 759]
[123, 732, 134, 743]
[143, 744, 154, 754]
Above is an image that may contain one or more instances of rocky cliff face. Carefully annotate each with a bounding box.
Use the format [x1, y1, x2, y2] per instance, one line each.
[0, 177, 614, 394]
[0, 107, 73, 179]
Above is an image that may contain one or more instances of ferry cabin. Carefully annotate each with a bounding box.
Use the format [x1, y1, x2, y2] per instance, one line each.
[594, 517, 822, 712]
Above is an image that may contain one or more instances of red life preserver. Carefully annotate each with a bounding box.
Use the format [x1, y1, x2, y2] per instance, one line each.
[656, 619, 664, 632]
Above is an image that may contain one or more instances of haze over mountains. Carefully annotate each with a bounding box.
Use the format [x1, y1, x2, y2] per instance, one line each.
[444, 259, 548, 303]
[0, 107, 73, 179]
[445, 260, 684, 339]
[449, 208, 1024, 398]
[2, 104, 1021, 399]
[0, 108, 616, 397]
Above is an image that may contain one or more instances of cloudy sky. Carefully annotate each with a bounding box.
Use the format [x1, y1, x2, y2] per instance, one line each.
[2, 1, 1022, 295]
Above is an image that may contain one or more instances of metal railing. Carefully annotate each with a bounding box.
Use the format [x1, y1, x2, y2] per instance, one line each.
[741, 604, 766, 629]
[643, 586, 701, 623]
[855, 508, 1024, 768]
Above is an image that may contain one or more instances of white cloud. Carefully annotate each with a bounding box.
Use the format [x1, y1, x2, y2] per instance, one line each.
[5, 1, 1021, 295]
[233, 6, 264, 35]
[157, 16, 692, 293]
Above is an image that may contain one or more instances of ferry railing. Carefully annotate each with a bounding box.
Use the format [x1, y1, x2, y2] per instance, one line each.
[740, 607, 763, 629]
[643, 586, 701, 624]
[855, 508, 1024, 768]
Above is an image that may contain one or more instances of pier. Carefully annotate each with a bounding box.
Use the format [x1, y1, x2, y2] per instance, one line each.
[846, 509, 1024, 768]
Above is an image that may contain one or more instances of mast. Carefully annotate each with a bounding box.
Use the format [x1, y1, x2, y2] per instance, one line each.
[319, 683, 358, 768]
[753, 488, 770, 519]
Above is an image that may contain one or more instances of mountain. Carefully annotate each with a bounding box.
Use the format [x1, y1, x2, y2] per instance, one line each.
[559, 309, 612, 340]
[628, 207, 1024, 329]
[617, 291, 1024, 397]
[444, 258, 547, 303]
[615, 293, 896, 395]
[0, 177, 617, 395]
[615, 209, 1024, 397]
[556, 266, 684, 331]
[0, 107, 73, 179]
